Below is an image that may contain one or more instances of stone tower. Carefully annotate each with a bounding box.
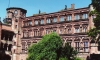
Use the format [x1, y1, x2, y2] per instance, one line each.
[6, 7, 27, 60]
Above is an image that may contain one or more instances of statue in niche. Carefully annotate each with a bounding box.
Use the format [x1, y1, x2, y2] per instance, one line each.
[80, 27, 82, 32]
[80, 42, 83, 50]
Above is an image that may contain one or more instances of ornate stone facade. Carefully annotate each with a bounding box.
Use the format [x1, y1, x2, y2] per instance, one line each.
[0, 4, 97, 60]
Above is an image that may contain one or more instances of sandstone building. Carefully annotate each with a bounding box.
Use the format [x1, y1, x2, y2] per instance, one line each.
[0, 4, 99, 60]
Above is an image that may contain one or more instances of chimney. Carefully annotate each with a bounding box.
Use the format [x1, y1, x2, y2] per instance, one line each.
[71, 4, 75, 9]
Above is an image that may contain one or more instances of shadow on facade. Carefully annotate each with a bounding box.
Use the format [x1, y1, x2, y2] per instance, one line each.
[86, 54, 100, 60]
[0, 48, 11, 60]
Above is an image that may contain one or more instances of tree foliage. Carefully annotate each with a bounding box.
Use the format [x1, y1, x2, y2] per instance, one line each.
[60, 43, 77, 60]
[27, 33, 62, 60]
[88, 0, 100, 40]
[27, 33, 77, 60]
[92, 0, 100, 12]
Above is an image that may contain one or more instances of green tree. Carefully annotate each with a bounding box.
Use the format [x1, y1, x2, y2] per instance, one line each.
[88, 0, 100, 41]
[60, 43, 77, 60]
[27, 33, 77, 60]
[27, 33, 62, 60]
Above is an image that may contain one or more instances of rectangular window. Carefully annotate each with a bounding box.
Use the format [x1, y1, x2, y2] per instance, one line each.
[83, 13, 88, 19]
[46, 18, 51, 23]
[75, 14, 80, 20]
[28, 31, 32, 37]
[53, 17, 57, 23]
[23, 32, 26, 37]
[46, 30, 48, 34]
[83, 27, 87, 32]
[27, 42, 31, 47]
[34, 20, 38, 25]
[22, 42, 25, 50]
[24, 21, 27, 27]
[40, 19, 44, 24]
[68, 29, 71, 34]
[34, 31, 36, 36]
[59, 29, 62, 34]
[60, 16, 64, 22]
[67, 15, 72, 21]
[29, 21, 32, 26]
[53, 30, 56, 32]
[75, 42, 80, 52]
[75, 28, 80, 33]
[84, 41, 88, 52]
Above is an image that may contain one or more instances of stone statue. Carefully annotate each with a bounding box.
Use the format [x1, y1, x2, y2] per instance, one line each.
[65, 5, 67, 10]
[39, 9, 41, 14]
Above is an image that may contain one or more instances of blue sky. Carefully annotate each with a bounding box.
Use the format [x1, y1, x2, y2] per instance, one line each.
[0, 0, 91, 21]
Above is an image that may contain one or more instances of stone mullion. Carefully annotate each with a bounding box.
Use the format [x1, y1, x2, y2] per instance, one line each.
[34, 31, 36, 37]
[57, 15, 60, 23]
[36, 31, 37, 36]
